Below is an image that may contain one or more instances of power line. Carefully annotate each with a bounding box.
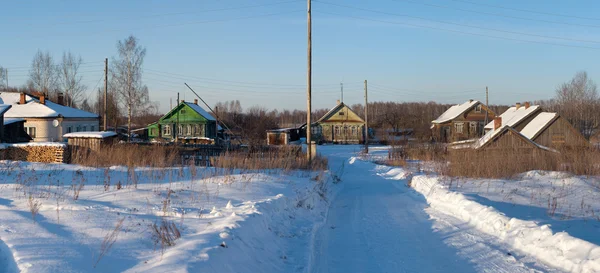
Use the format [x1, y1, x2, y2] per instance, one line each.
[315, 1, 600, 44]
[448, 0, 600, 21]
[24, 0, 304, 27]
[393, 0, 600, 29]
[315, 10, 600, 50]
[144, 68, 361, 88]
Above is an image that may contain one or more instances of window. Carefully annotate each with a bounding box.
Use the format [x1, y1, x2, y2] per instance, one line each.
[475, 105, 482, 113]
[339, 112, 345, 116]
[67, 127, 72, 133]
[351, 126, 357, 135]
[163, 125, 171, 136]
[343, 126, 348, 135]
[469, 122, 477, 134]
[334, 126, 340, 135]
[76, 126, 81, 132]
[186, 125, 192, 135]
[455, 122, 464, 134]
[83, 126, 87, 132]
[178, 125, 183, 136]
[151, 128, 157, 135]
[27, 127, 36, 138]
[91, 126, 95, 131]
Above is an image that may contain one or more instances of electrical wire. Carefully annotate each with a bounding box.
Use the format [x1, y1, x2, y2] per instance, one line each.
[448, 0, 600, 21]
[315, 10, 600, 50]
[315, 1, 600, 44]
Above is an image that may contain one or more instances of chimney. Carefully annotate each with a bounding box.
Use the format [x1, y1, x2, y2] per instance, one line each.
[515, 102, 521, 110]
[19, 92, 26, 105]
[494, 117, 502, 130]
[40, 94, 46, 105]
[469, 99, 473, 103]
[57, 92, 64, 106]
[525, 101, 530, 109]
[194, 99, 198, 105]
[336, 99, 341, 105]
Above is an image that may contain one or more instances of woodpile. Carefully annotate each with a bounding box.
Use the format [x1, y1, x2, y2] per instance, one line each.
[1, 145, 68, 163]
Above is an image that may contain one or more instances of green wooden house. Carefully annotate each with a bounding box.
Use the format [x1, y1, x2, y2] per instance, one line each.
[310, 101, 365, 144]
[147, 100, 218, 144]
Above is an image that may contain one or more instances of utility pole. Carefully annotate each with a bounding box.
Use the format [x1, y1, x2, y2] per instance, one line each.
[306, 0, 313, 161]
[484, 86, 489, 136]
[103, 58, 108, 131]
[176, 92, 180, 144]
[340, 82, 344, 103]
[364, 80, 369, 154]
[4, 68, 8, 90]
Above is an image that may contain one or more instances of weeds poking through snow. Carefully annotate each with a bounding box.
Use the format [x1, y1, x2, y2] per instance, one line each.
[150, 219, 181, 256]
[72, 170, 85, 200]
[27, 194, 41, 222]
[94, 217, 125, 268]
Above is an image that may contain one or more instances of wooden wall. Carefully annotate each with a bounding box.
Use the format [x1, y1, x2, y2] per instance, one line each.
[532, 117, 589, 149]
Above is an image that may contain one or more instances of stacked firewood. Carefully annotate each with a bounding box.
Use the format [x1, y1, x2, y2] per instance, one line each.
[6, 146, 67, 163]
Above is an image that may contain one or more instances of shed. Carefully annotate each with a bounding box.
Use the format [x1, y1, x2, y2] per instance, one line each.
[266, 127, 301, 145]
[431, 100, 495, 143]
[63, 131, 118, 152]
[520, 112, 589, 149]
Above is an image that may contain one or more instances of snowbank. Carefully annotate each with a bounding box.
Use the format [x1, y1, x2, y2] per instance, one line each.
[411, 174, 600, 273]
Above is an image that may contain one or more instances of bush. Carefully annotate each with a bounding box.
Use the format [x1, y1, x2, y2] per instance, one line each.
[71, 144, 179, 168]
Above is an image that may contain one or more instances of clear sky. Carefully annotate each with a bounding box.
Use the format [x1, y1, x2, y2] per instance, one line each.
[2, 0, 600, 113]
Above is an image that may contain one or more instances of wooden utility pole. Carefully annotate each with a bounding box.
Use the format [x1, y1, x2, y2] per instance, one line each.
[176, 92, 180, 144]
[103, 58, 108, 131]
[364, 80, 369, 153]
[340, 82, 344, 103]
[306, 0, 313, 161]
[484, 86, 489, 136]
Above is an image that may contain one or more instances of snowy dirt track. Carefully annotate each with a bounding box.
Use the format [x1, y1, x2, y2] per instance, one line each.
[310, 146, 557, 273]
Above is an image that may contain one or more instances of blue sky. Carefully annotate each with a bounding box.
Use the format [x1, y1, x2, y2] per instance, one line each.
[2, 0, 600, 113]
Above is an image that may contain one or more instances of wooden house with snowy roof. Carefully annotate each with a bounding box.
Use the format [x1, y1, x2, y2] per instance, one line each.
[147, 99, 218, 144]
[310, 101, 365, 144]
[431, 100, 495, 142]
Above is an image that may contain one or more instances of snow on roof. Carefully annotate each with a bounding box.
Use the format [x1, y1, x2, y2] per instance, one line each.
[63, 131, 118, 139]
[3, 118, 25, 125]
[520, 112, 558, 140]
[0, 92, 98, 119]
[484, 105, 540, 130]
[432, 100, 479, 124]
[184, 102, 216, 121]
[0, 104, 11, 115]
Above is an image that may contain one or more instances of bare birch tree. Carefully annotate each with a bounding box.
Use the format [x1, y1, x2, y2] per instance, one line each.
[27, 50, 58, 97]
[111, 35, 149, 141]
[59, 52, 86, 107]
[555, 71, 600, 138]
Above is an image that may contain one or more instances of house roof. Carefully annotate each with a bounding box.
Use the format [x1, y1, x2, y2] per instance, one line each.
[484, 105, 540, 130]
[520, 112, 558, 140]
[0, 92, 98, 119]
[317, 102, 364, 123]
[0, 104, 11, 115]
[3, 118, 24, 125]
[432, 100, 479, 124]
[473, 124, 554, 152]
[63, 131, 118, 139]
[183, 102, 216, 121]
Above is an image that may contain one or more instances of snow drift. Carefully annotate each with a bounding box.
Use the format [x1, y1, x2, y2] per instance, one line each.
[410, 174, 600, 273]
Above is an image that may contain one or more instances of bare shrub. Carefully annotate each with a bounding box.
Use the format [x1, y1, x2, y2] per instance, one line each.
[71, 144, 179, 168]
[150, 219, 181, 254]
[28, 195, 42, 222]
[211, 146, 328, 171]
[72, 169, 85, 200]
[389, 143, 447, 162]
[94, 217, 125, 268]
[439, 147, 600, 179]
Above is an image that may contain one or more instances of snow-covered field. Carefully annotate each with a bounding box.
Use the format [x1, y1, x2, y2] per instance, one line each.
[0, 161, 335, 273]
[3, 145, 600, 273]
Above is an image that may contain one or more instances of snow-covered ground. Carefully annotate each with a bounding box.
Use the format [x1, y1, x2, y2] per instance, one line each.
[0, 161, 335, 273]
[3, 144, 600, 272]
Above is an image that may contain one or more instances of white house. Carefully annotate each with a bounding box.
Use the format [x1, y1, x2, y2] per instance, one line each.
[0, 92, 99, 142]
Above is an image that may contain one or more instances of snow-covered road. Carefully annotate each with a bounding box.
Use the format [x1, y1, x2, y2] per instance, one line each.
[309, 147, 555, 273]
